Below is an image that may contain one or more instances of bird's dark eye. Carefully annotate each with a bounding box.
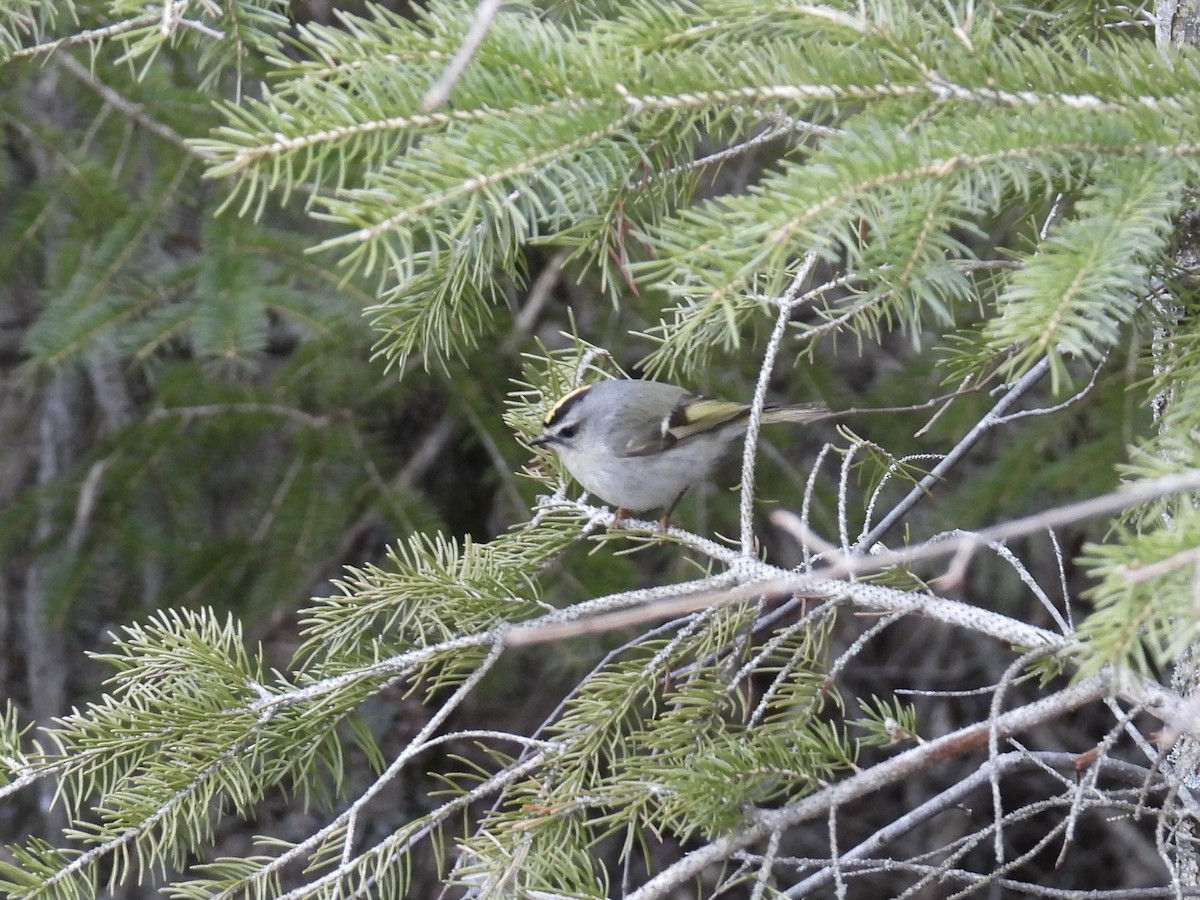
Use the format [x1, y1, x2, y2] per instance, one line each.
[557, 423, 579, 440]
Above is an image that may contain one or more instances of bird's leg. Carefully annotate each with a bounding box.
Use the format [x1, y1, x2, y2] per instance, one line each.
[612, 506, 630, 529]
[657, 487, 690, 532]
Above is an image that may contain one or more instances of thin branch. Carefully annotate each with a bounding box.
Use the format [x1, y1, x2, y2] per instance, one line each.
[290, 751, 551, 900]
[420, 0, 506, 112]
[741, 255, 816, 554]
[750, 828, 783, 900]
[627, 676, 1112, 900]
[5, 9, 181, 60]
[929, 529, 1071, 633]
[994, 356, 1105, 424]
[146, 403, 330, 428]
[664, 116, 839, 181]
[987, 648, 1058, 865]
[616, 78, 1146, 116]
[788, 751, 1165, 896]
[55, 54, 204, 155]
[1121, 544, 1200, 585]
[859, 452, 944, 547]
[520, 469, 1200, 652]
[848, 467, 1200, 577]
[856, 356, 1052, 551]
[41, 696, 282, 891]
[274, 640, 506, 893]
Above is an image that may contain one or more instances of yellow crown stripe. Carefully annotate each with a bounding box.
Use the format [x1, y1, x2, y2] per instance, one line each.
[543, 384, 593, 426]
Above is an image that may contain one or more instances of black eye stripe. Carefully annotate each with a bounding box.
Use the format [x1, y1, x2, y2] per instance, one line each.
[544, 385, 592, 428]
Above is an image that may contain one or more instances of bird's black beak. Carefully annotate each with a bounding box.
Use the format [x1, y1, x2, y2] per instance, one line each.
[528, 433, 552, 448]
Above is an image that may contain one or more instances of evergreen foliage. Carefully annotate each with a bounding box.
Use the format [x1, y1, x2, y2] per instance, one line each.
[3, 0, 1200, 897]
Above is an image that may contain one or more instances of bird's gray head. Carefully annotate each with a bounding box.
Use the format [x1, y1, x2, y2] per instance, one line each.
[529, 384, 596, 452]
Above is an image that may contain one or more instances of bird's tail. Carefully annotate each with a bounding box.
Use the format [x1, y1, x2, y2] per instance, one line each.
[760, 402, 831, 425]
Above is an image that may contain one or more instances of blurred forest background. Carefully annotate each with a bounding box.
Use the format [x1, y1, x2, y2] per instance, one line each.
[1, 0, 1199, 897]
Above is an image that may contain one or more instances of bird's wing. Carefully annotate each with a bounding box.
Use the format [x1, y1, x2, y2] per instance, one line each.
[666, 398, 749, 440]
[621, 396, 749, 456]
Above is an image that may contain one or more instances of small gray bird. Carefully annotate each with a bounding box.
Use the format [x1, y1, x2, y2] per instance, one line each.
[529, 379, 828, 527]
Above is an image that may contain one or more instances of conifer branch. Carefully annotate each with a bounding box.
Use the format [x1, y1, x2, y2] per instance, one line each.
[627, 675, 1113, 900]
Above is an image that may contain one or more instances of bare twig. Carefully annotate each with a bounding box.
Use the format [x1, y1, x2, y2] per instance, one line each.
[995, 357, 1105, 424]
[6, 9, 185, 60]
[771, 509, 840, 557]
[788, 750, 1164, 897]
[420, 0, 506, 112]
[750, 829, 783, 900]
[232, 641, 508, 897]
[626, 676, 1112, 900]
[147, 403, 330, 427]
[56, 54, 203, 154]
[987, 647, 1059, 865]
[741, 255, 818, 554]
[855, 356, 1052, 552]
[522, 468, 1200, 647]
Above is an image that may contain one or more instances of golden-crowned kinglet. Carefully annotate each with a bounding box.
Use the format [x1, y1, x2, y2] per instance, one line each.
[529, 379, 828, 526]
